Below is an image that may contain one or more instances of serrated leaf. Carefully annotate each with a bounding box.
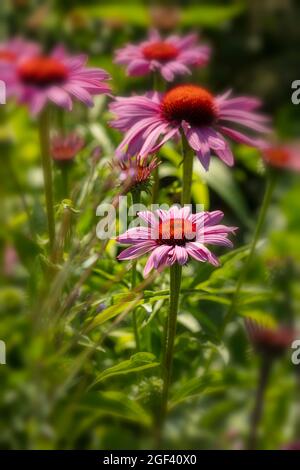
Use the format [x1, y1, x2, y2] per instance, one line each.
[88, 296, 142, 329]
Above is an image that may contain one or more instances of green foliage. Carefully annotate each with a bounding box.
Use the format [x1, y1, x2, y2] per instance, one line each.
[0, 0, 299, 452]
[92, 352, 159, 386]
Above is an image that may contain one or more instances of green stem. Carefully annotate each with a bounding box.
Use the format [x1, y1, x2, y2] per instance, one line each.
[153, 71, 164, 93]
[223, 169, 277, 330]
[60, 164, 69, 199]
[160, 263, 182, 432]
[38, 107, 55, 254]
[181, 136, 194, 205]
[57, 107, 65, 135]
[247, 356, 272, 450]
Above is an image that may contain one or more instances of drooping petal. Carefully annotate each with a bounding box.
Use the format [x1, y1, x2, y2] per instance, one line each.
[174, 246, 188, 265]
[143, 245, 171, 276]
[186, 242, 220, 266]
[118, 241, 157, 261]
[219, 126, 267, 148]
[48, 87, 73, 111]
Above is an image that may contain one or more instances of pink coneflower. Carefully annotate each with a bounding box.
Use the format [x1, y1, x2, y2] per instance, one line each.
[5, 45, 111, 115]
[263, 143, 300, 172]
[50, 132, 85, 163]
[0, 37, 40, 96]
[0, 37, 39, 63]
[118, 155, 160, 193]
[245, 318, 295, 359]
[110, 85, 270, 170]
[117, 206, 237, 277]
[114, 30, 210, 82]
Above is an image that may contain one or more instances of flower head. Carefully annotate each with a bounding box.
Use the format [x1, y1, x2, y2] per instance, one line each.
[117, 206, 237, 277]
[5, 45, 111, 115]
[114, 30, 210, 82]
[263, 143, 300, 172]
[110, 86, 270, 170]
[0, 37, 40, 97]
[118, 155, 160, 194]
[50, 132, 85, 163]
[245, 318, 295, 359]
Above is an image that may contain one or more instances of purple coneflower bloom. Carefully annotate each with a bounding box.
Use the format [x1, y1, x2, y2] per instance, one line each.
[0, 37, 40, 96]
[5, 45, 111, 115]
[51, 132, 85, 163]
[114, 30, 210, 82]
[117, 206, 237, 277]
[263, 142, 300, 172]
[245, 318, 295, 359]
[110, 85, 270, 170]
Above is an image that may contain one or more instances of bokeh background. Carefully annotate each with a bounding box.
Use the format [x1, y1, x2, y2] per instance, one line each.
[1, 0, 300, 450]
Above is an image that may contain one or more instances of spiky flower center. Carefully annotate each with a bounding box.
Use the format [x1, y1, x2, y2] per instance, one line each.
[161, 85, 217, 126]
[0, 50, 16, 62]
[18, 56, 68, 87]
[136, 164, 151, 182]
[142, 42, 179, 62]
[120, 157, 159, 193]
[158, 218, 196, 246]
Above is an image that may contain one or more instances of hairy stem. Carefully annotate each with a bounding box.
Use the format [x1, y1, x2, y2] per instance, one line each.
[247, 356, 272, 450]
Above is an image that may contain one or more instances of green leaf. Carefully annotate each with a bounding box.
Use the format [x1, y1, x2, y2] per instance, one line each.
[88, 296, 142, 329]
[170, 373, 223, 408]
[191, 177, 210, 210]
[191, 245, 250, 288]
[92, 352, 159, 386]
[75, 4, 244, 28]
[178, 313, 201, 333]
[240, 310, 278, 329]
[79, 391, 151, 427]
[194, 158, 251, 227]
[161, 145, 250, 225]
[181, 4, 245, 26]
